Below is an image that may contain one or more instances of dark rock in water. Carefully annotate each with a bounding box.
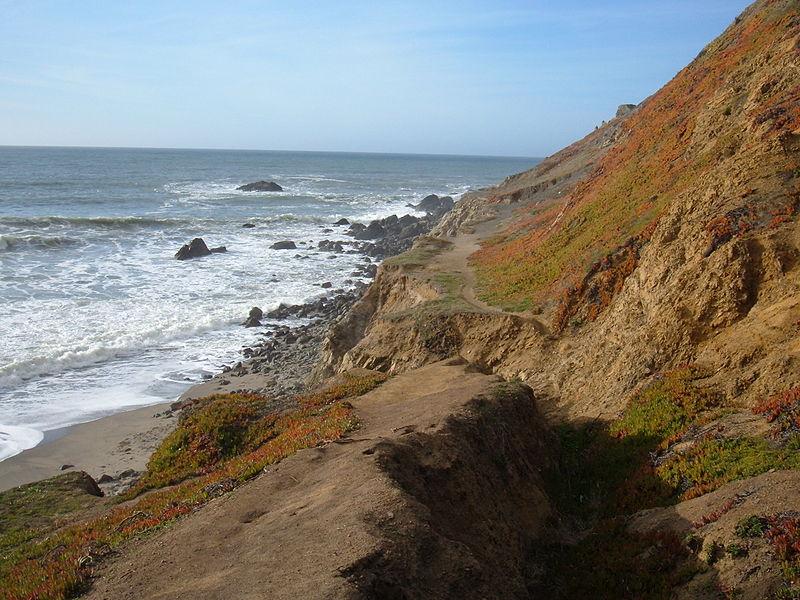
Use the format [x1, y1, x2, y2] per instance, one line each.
[209, 246, 227, 254]
[175, 237, 213, 260]
[237, 180, 283, 192]
[348, 222, 366, 235]
[242, 223, 256, 228]
[414, 194, 455, 216]
[270, 240, 297, 250]
[248, 307, 263, 321]
[318, 240, 344, 252]
[334, 218, 350, 225]
[60, 464, 74, 471]
[97, 473, 114, 484]
[321, 282, 332, 289]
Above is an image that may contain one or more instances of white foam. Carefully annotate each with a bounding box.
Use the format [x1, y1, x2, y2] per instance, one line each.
[0, 425, 44, 461]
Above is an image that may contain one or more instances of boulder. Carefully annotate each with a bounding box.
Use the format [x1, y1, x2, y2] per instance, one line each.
[355, 221, 387, 240]
[249, 307, 263, 320]
[270, 241, 297, 250]
[175, 238, 212, 260]
[242, 223, 256, 228]
[321, 282, 333, 289]
[237, 181, 283, 192]
[348, 223, 367, 235]
[209, 246, 227, 254]
[334, 218, 350, 226]
[414, 194, 454, 215]
[398, 214, 418, 227]
[616, 104, 638, 118]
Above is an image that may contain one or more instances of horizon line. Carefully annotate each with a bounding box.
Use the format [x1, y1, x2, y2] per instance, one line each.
[0, 143, 541, 162]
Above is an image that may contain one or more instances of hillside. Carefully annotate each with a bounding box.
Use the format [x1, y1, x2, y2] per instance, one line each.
[2, 1, 800, 598]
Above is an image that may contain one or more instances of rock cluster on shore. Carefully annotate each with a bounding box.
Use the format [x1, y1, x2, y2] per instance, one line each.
[205, 191, 456, 398]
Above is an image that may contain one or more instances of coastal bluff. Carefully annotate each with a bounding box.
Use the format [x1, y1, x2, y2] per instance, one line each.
[2, 1, 800, 598]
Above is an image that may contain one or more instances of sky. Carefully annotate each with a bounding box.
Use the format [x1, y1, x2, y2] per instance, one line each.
[0, 0, 753, 157]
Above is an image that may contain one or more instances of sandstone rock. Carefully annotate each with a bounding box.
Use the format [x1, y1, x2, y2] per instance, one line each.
[237, 181, 283, 192]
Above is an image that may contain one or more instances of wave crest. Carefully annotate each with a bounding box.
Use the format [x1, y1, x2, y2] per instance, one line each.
[0, 234, 83, 252]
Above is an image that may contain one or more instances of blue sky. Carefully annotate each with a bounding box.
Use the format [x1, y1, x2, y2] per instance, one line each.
[0, 0, 753, 157]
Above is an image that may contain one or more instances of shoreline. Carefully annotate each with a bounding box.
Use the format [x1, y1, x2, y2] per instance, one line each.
[0, 201, 451, 493]
[0, 402, 174, 492]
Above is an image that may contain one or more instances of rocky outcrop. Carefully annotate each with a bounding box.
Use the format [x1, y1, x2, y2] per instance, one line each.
[175, 238, 226, 260]
[615, 103, 637, 118]
[237, 181, 283, 192]
[243, 307, 263, 328]
[345, 207, 454, 258]
[413, 193, 455, 216]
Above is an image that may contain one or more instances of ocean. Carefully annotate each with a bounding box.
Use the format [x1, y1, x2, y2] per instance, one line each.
[0, 146, 537, 461]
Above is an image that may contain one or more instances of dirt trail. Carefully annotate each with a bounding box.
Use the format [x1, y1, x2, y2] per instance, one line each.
[425, 205, 548, 330]
[86, 359, 553, 600]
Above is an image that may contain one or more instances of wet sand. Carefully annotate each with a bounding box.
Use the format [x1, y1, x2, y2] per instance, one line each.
[0, 403, 174, 492]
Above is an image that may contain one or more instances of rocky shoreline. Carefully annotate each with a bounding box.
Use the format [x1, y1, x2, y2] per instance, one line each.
[0, 192, 458, 494]
[174, 193, 457, 407]
[169, 195, 459, 406]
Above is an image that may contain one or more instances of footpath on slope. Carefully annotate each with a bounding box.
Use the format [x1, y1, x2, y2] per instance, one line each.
[86, 359, 554, 600]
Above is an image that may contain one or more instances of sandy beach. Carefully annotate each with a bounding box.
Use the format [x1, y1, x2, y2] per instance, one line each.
[0, 403, 174, 492]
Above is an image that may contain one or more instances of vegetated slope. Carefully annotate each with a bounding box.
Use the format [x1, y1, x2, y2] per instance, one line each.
[321, 0, 800, 420]
[310, 2, 800, 596]
[473, 0, 799, 317]
[84, 361, 555, 600]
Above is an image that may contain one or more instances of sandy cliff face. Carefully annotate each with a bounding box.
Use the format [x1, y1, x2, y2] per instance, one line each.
[320, 0, 800, 420]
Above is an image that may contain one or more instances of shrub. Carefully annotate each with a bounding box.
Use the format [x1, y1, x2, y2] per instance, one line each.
[754, 387, 800, 439]
[736, 515, 769, 538]
[659, 435, 800, 500]
[610, 365, 721, 443]
[140, 392, 276, 489]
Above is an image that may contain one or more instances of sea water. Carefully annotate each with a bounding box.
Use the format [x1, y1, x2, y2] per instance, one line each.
[0, 146, 536, 460]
